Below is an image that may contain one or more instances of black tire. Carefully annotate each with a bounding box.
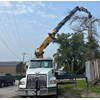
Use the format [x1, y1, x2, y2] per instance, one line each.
[11, 80, 15, 85]
[20, 96, 27, 98]
[56, 85, 58, 97]
[0, 81, 5, 88]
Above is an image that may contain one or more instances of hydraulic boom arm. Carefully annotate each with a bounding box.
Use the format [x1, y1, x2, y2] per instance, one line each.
[35, 6, 92, 58]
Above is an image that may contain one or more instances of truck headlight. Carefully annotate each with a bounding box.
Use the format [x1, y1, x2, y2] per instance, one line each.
[50, 80, 56, 84]
[19, 81, 25, 85]
[50, 77, 56, 84]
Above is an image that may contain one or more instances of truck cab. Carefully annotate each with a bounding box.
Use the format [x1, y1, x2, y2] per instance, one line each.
[18, 58, 57, 97]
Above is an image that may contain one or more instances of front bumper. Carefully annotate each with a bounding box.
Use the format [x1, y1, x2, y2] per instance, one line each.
[18, 87, 57, 96]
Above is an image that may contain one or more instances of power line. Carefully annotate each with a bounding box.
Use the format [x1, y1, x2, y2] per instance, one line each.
[0, 2, 25, 61]
[0, 3, 20, 53]
[0, 2, 24, 59]
[10, 1, 25, 52]
[0, 32, 20, 60]
[0, 19, 21, 56]
[21, 52, 27, 63]
[3, 2, 23, 53]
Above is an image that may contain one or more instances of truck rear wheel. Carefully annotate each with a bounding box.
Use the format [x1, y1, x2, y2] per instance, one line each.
[11, 80, 15, 85]
[20, 96, 27, 98]
[0, 81, 5, 88]
[56, 85, 58, 97]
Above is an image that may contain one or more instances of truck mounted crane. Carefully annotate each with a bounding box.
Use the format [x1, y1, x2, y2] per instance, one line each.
[18, 6, 92, 97]
[35, 6, 92, 58]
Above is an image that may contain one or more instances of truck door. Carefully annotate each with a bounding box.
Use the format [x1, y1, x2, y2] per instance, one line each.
[5, 74, 12, 83]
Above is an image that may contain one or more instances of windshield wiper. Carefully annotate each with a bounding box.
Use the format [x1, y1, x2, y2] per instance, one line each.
[29, 67, 37, 68]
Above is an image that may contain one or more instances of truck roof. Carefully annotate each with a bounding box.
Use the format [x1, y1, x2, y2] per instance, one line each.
[30, 58, 53, 61]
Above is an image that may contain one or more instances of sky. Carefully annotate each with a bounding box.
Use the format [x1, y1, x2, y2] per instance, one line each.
[0, 1, 100, 62]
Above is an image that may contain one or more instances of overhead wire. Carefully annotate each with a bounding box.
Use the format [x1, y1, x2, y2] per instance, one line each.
[2, 1, 23, 53]
[0, 2, 22, 60]
[0, 19, 21, 56]
[10, 1, 34, 60]
[0, 3, 18, 51]
[0, 2, 33, 61]
[0, 27, 20, 60]
[10, 1, 25, 52]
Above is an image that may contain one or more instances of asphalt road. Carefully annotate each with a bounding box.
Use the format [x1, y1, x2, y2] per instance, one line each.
[0, 80, 19, 98]
[0, 80, 62, 98]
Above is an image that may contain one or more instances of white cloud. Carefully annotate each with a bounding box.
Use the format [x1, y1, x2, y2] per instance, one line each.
[14, 8, 27, 15]
[33, 20, 47, 27]
[3, 1, 11, 8]
[37, 10, 46, 17]
[0, 1, 55, 17]
[14, 1, 45, 15]
[0, 2, 38, 15]
[0, 1, 11, 8]
[38, 1, 45, 7]
[27, 6, 34, 13]
[14, 3, 34, 15]
[48, 4, 57, 11]
[25, 19, 47, 28]
[37, 10, 57, 19]
[48, 14, 57, 19]
[18, 1, 23, 4]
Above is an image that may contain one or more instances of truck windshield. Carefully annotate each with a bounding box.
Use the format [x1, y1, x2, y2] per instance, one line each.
[29, 60, 52, 68]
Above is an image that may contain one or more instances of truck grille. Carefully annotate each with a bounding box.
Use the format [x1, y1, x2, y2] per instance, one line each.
[27, 74, 47, 89]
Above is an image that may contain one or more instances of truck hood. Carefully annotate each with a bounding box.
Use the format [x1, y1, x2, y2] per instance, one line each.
[27, 68, 53, 75]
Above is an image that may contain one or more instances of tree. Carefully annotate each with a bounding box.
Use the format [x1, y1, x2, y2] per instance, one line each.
[53, 15, 100, 74]
[69, 15, 100, 60]
[53, 33, 72, 72]
[53, 32, 86, 74]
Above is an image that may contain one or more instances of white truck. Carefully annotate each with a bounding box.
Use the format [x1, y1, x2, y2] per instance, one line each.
[18, 58, 57, 97]
[18, 6, 92, 97]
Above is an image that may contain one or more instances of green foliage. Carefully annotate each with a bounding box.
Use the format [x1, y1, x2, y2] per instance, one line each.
[86, 36, 100, 60]
[12, 73, 25, 76]
[53, 32, 86, 74]
[70, 16, 100, 61]
[53, 31, 100, 74]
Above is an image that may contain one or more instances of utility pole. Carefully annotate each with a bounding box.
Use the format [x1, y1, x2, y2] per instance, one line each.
[21, 52, 27, 74]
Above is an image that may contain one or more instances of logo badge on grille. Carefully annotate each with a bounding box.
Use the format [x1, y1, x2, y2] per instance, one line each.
[35, 72, 40, 77]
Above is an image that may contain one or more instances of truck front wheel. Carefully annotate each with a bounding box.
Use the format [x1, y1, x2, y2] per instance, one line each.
[56, 85, 58, 97]
[0, 81, 5, 88]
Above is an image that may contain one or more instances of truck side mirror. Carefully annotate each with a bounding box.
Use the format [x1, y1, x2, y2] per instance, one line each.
[53, 61, 57, 70]
[26, 65, 28, 69]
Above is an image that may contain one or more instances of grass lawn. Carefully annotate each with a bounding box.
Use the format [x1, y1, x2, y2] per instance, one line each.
[59, 80, 100, 98]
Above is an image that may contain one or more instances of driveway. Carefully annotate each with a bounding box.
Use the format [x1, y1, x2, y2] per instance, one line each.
[0, 80, 19, 98]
